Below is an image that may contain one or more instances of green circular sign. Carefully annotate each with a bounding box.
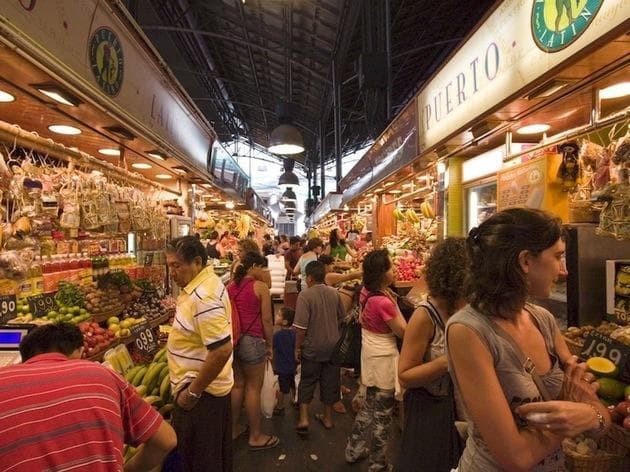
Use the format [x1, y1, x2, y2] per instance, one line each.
[531, 0, 603, 53]
[89, 27, 124, 96]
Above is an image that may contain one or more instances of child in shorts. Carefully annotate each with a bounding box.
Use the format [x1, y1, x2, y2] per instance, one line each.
[273, 307, 297, 415]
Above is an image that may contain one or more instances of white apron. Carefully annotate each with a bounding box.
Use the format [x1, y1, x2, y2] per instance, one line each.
[360, 329, 402, 400]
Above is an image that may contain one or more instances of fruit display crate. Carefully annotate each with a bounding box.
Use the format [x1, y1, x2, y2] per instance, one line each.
[563, 336, 584, 356]
[85, 339, 120, 363]
[91, 307, 125, 324]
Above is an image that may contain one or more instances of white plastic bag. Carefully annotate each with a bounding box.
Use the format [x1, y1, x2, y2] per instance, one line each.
[260, 361, 278, 418]
[293, 364, 301, 404]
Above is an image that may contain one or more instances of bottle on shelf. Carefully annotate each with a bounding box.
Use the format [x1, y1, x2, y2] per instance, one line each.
[30, 256, 44, 295]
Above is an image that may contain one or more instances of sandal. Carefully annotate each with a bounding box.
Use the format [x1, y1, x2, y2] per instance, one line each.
[249, 435, 280, 451]
[315, 413, 334, 430]
[232, 424, 249, 441]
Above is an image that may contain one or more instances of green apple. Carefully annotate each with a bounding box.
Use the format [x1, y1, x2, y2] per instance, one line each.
[107, 316, 120, 325]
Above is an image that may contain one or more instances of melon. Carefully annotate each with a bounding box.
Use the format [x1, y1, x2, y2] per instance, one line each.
[586, 357, 618, 378]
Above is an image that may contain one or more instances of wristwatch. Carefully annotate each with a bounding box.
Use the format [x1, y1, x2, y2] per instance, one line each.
[187, 387, 202, 399]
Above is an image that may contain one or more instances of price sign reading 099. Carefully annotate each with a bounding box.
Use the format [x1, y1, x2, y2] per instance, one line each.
[129, 321, 158, 357]
[581, 330, 630, 383]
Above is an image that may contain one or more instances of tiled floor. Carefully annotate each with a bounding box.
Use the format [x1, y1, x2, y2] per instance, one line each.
[233, 374, 402, 471]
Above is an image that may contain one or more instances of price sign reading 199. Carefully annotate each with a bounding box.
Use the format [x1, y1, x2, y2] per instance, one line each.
[581, 331, 630, 383]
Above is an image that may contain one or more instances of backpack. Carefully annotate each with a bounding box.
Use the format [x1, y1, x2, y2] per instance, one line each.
[207, 242, 221, 259]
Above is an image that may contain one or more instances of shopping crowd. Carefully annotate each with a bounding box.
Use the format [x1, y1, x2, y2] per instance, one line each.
[0, 208, 612, 472]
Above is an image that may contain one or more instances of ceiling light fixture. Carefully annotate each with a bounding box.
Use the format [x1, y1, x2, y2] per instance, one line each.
[155, 174, 172, 180]
[132, 163, 152, 170]
[278, 158, 300, 189]
[225, 201, 235, 210]
[48, 124, 82, 135]
[268, 100, 304, 154]
[0, 90, 15, 103]
[103, 125, 136, 140]
[388, 189, 403, 194]
[98, 148, 120, 156]
[516, 124, 551, 135]
[599, 82, 630, 100]
[384, 181, 395, 187]
[33, 83, 82, 107]
[281, 187, 297, 203]
[526, 79, 574, 100]
[147, 150, 167, 160]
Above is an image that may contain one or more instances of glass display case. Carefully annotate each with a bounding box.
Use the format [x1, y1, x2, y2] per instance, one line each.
[465, 180, 497, 234]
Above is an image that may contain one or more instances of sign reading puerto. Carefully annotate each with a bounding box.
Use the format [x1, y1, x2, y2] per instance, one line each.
[89, 27, 124, 96]
[531, 0, 604, 52]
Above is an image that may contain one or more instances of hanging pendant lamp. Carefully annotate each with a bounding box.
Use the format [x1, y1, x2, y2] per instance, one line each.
[268, 103, 304, 155]
[278, 158, 300, 189]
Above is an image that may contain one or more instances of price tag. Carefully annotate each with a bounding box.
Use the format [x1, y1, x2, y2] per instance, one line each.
[0, 294, 18, 323]
[129, 320, 158, 357]
[27, 293, 57, 317]
[612, 308, 630, 325]
[143, 253, 154, 266]
[581, 331, 630, 383]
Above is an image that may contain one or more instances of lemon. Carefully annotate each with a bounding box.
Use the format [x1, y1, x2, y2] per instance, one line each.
[597, 378, 626, 401]
[586, 357, 618, 378]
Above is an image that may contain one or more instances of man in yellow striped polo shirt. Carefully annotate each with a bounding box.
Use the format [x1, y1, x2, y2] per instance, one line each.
[166, 236, 233, 472]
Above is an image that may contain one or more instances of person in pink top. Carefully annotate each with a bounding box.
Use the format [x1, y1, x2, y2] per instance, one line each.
[228, 252, 279, 451]
[346, 249, 407, 471]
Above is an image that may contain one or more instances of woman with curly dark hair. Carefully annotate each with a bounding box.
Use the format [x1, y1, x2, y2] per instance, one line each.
[345, 249, 406, 471]
[397, 238, 468, 471]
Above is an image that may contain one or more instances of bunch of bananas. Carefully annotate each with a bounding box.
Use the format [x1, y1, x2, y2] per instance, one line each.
[122, 347, 173, 464]
[124, 347, 173, 415]
[393, 208, 406, 221]
[235, 214, 251, 238]
[405, 209, 420, 224]
[420, 201, 435, 219]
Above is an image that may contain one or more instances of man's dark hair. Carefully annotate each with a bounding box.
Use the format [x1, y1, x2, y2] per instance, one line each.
[281, 307, 295, 325]
[166, 235, 208, 266]
[318, 254, 335, 266]
[210, 230, 219, 240]
[305, 260, 326, 283]
[289, 236, 301, 245]
[306, 238, 323, 252]
[20, 323, 83, 361]
[362, 249, 391, 293]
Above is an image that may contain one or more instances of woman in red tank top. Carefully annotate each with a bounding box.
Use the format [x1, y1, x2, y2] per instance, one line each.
[227, 252, 279, 450]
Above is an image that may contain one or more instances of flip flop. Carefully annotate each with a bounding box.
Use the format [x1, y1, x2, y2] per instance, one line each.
[249, 435, 279, 451]
[296, 425, 309, 436]
[232, 424, 249, 441]
[315, 413, 334, 430]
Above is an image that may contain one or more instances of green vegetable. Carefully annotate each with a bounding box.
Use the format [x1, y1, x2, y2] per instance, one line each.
[98, 270, 132, 289]
[54, 282, 85, 308]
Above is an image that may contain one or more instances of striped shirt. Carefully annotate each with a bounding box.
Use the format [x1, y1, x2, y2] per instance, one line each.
[167, 266, 234, 397]
[0, 353, 163, 472]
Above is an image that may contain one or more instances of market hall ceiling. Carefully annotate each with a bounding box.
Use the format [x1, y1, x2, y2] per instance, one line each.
[125, 0, 496, 167]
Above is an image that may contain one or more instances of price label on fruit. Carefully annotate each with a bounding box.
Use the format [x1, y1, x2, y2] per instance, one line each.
[0, 294, 17, 323]
[27, 293, 57, 318]
[129, 320, 158, 357]
[581, 330, 630, 383]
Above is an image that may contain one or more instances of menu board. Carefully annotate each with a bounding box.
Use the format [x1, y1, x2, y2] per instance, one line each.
[497, 157, 547, 210]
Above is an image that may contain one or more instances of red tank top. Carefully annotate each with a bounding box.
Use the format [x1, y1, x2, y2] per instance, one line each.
[228, 277, 263, 338]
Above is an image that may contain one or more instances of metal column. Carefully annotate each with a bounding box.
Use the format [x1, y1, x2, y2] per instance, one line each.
[319, 119, 326, 198]
[332, 58, 342, 191]
[385, 0, 392, 120]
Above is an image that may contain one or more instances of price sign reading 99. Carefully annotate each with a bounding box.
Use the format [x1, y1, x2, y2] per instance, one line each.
[581, 331, 630, 383]
[0, 294, 18, 323]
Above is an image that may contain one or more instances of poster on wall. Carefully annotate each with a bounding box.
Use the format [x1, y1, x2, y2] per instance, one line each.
[497, 157, 547, 210]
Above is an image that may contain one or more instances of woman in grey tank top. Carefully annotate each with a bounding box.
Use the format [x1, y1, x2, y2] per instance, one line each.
[446, 208, 611, 472]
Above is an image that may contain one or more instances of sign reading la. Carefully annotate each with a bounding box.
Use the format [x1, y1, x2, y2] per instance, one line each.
[531, 0, 603, 52]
